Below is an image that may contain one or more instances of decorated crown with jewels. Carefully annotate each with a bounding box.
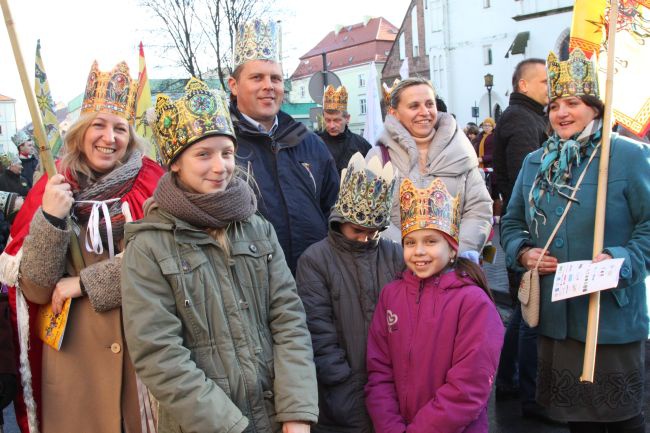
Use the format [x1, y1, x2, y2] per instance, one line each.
[382, 79, 400, 107]
[399, 178, 460, 243]
[81, 61, 138, 123]
[11, 130, 30, 147]
[547, 49, 599, 101]
[233, 19, 280, 69]
[149, 77, 235, 166]
[335, 153, 396, 229]
[323, 85, 348, 112]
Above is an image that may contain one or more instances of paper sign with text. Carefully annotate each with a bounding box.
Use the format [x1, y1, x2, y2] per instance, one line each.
[552, 259, 624, 302]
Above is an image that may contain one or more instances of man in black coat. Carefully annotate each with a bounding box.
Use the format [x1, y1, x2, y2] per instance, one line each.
[493, 59, 548, 208]
[493, 58, 551, 422]
[318, 85, 371, 175]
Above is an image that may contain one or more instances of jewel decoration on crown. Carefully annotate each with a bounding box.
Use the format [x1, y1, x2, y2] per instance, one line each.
[335, 153, 396, 229]
[323, 85, 348, 112]
[81, 61, 138, 123]
[399, 178, 460, 241]
[547, 49, 599, 101]
[382, 79, 400, 107]
[233, 19, 280, 69]
[149, 77, 235, 166]
[11, 130, 30, 147]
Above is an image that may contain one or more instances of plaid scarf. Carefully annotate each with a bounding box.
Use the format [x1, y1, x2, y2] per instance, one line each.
[529, 119, 601, 235]
[70, 151, 143, 249]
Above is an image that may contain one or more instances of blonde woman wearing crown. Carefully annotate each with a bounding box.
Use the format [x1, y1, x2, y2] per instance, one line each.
[501, 50, 650, 432]
[4, 61, 164, 433]
[121, 78, 318, 433]
[366, 77, 492, 261]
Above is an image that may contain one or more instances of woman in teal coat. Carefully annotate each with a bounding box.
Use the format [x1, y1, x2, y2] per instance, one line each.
[501, 49, 649, 432]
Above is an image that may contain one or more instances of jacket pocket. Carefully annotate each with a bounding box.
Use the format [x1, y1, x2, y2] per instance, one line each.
[610, 287, 630, 308]
[159, 250, 212, 345]
[298, 161, 317, 195]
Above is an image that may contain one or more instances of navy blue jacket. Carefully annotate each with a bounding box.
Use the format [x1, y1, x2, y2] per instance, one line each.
[231, 104, 340, 273]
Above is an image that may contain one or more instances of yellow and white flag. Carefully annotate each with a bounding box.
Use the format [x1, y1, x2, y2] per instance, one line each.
[35, 40, 64, 157]
[570, 0, 650, 136]
[136, 42, 157, 160]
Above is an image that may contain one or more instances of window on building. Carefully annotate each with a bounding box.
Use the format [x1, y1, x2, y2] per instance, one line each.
[411, 5, 419, 58]
[0, 126, 2, 135]
[483, 46, 493, 65]
[360, 96, 367, 115]
[399, 33, 405, 60]
[300, 86, 305, 98]
[484, 0, 491, 8]
[359, 74, 366, 88]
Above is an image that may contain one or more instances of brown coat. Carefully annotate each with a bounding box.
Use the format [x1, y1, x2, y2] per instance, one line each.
[19, 209, 142, 433]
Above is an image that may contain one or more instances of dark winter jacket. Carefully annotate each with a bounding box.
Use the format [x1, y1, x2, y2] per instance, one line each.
[318, 127, 372, 175]
[296, 211, 404, 433]
[19, 155, 39, 188]
[0, 293, 17, 410]
[231, 104, 340, 274]
[0, 171, 29, 197]
[493, 92, 547, 208]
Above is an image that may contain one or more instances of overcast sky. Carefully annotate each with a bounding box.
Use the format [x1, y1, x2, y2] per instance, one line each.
[0, 0, 407, 127]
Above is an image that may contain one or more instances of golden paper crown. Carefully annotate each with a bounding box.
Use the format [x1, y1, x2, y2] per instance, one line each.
[81, 61, 138, 123]
[233, 19, 280, 69]
[547, 49, 599, 101]
[335, 153, 395, 229]
[150, 78, 235, 166]
[382, 79, 400, 107]
[323, 85, 348, 112]
[399, 178, 460, 242]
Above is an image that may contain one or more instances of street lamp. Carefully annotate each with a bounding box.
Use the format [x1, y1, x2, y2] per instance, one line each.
[484, 73, 494, 118]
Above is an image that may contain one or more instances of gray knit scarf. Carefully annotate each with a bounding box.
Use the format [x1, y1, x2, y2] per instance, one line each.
[154, 172, 257, 228]
[73, 150, 143, 246]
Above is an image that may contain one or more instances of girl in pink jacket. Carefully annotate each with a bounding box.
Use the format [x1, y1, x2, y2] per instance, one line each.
[365, 178, 504, 433]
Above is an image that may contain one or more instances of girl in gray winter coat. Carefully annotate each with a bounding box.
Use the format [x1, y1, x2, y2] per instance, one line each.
[296, 153, 404, 433]
[121, 78, 318, 433]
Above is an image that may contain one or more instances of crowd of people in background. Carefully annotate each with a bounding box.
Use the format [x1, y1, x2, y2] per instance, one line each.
[0, 16, 648, 433]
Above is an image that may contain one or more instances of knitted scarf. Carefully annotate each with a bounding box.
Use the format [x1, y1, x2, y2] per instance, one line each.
[71, 150, 143, 247]
[154, 172, 257, 229]
[529, 119, 602, 233]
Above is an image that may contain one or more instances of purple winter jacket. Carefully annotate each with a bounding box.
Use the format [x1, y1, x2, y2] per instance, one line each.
[365, 269, 504, 433]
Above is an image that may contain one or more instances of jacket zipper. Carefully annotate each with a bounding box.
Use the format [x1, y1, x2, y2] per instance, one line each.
[406, 279, 425, 420]
[269, 136, 294, 264]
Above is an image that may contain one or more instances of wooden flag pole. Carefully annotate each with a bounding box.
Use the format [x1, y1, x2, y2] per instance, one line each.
[1, 0, 85, 272]
[580, 0, 618, 383]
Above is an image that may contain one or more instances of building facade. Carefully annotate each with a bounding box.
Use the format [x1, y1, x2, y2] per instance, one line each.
[0, 94, 17, 155]
[383, 0, 573, 125]
[289, 17, 398, 134]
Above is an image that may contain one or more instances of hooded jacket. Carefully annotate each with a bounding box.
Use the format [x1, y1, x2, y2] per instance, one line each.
[231, 104, 340, 274]
[122, 205, 319, 433]
[365, 270, 504, 433]
[296, 210, 404, 433]
[366, 113, 492, 253]
[318, 127, 372, 175]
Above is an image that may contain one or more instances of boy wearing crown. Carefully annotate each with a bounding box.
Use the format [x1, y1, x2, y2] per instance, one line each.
[11, 130, 39, 189]
[296, 153, 403, 433]
[228, 19, 339, 274]
[318, 85, 372, 175]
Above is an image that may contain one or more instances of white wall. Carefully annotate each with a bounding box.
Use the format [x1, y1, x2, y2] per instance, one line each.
[425, 0, 572, 126]
[0, 101, 17, 155]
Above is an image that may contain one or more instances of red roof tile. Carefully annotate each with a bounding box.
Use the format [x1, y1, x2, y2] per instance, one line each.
[0, 94, 16, 102]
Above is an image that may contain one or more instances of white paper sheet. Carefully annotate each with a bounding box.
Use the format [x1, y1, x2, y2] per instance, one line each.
[551, 258, 625, 302]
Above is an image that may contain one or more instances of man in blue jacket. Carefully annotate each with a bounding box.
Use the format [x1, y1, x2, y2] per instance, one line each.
[228, 19, 339, 274]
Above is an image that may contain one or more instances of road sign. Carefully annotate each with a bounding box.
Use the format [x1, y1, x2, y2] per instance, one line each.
[308, 71, 341, 104]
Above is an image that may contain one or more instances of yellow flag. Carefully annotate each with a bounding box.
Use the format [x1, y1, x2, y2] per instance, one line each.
[570, 0, 650, 136]
[34, 40, 64, 157]
[136, 42, 157, 160]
